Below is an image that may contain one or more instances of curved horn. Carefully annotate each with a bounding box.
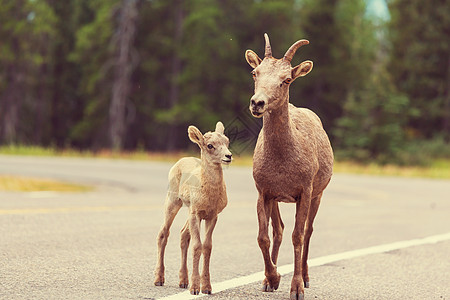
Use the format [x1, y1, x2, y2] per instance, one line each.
[283, 39, 309, 63]
[264, 33, 272, 58]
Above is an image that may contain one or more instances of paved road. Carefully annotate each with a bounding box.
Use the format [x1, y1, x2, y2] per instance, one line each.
[0, 155, 449, 299]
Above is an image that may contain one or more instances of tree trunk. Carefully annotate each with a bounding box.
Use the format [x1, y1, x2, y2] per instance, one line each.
[1, 36, 23, 145]
[443, 54, 450, 142]
[166, 0, 184, 152]
[109, 0, 139, 151]
[1, 71, 19, 144]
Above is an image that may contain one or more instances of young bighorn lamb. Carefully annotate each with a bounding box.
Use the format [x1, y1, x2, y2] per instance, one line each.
[153, 121, 232, 295]
[245, 34, 333, 300]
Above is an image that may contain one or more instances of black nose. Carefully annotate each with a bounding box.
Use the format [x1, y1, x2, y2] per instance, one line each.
[251, 99, 265, 109]
[225, 154, 232, 159]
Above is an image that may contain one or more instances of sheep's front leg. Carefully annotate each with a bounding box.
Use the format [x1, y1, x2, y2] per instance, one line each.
[290, 188, 311, 300]
[257, 196, 280, 292]
[201, 216, 218, 294]
[189, 213, 202, 295]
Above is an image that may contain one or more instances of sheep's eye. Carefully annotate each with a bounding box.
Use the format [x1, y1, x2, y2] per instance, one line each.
[251, 71, 256, 78]
[283, 78, 292, 85]
[207, 144, 214, 149]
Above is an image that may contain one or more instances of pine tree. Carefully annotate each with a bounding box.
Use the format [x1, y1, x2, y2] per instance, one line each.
[296, 0, 350, 131]
[45, 0, 86, 147]
[109, 0, 140, 150]
[389, 0, 450, 142]
[0, 0, 56, 144]
[69, 0, 119, 148]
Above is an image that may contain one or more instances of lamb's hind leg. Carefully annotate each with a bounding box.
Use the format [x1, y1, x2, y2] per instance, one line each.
[179, 220, 190, 288]
[154, 195, 183, 286]
[201, 216, 218, 294]
[302, 192, 322, 289]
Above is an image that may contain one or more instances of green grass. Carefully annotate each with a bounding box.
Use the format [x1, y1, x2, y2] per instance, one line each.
[0, 145, 189, 161]
[1, 145, 449, 179]
[333, 159, 450, 179]
[0, 145, 58, 156]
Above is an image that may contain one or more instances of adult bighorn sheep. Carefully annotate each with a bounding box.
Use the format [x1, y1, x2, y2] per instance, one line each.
[245, 34, 333, 300]
[154, 122, 232, 295]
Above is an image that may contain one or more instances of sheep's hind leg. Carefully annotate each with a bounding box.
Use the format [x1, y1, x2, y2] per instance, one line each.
[302, 192, 322, 289]
[179, 220, 190, 288]
[271, 202, 284, 265]
[154, 195, 183, 286]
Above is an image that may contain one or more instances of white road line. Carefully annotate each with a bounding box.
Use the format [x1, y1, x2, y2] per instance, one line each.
[157, 232, 450, 300]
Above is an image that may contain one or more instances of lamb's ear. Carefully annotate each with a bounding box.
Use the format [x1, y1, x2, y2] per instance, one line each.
[245, 50, 262, 68]
[292, 60, 313, 80]
[215, 121, 224, 134]
[188, 126, 204, 146]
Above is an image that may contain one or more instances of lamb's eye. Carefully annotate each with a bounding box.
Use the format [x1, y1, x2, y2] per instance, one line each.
[207, 144, 214, 149]
[251, 71, 256, 78]
[283, 78, 292, 85]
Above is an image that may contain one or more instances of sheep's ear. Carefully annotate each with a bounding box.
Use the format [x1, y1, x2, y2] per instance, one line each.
[188, 126, 204, 146]
[292, 60, 313, 80]
[245, 50, 262, 68]
[215, 121, 224, 134]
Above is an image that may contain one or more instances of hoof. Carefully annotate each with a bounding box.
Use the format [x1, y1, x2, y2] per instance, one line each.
[262, 283, 274, 292]
[304, 281, 310, 288]
[179, 283, 188, 289]
[190, 288, 200, 295]
[262, 273, 280, 292]
[201, 283, 212, 294]
[290, 291, 304, 300]
[154, 274, 164, 286]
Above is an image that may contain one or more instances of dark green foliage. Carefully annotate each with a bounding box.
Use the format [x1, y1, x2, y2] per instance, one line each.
[334, 69, 411, 163]
[0, 0, 448, 164]
[332, 0, 412, 163]
[69, 0, 119, 149]
[0, 0, 57, 144]
[388, 0, 450, 141]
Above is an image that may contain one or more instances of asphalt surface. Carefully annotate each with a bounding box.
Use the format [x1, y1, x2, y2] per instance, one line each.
[0, 155, 449, 299]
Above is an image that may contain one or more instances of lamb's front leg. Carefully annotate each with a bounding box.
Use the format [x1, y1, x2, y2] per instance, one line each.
[189, 213, 202, 295]
[201, 216, 218, 294]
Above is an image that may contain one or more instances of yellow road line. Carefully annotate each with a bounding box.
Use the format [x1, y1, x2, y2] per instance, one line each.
[0, 201, 257, 215]
[0, 205, 161, 215]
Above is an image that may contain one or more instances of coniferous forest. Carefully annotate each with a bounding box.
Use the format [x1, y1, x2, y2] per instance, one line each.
[0, 0, 449, 165]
